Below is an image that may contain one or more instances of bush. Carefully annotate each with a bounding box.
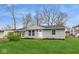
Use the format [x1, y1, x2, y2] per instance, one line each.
[6, 32, 21, 41]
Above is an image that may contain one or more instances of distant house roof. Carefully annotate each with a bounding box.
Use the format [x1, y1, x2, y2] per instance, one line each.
[1, 29, 21, 31]
[72, 25, 79, 28]
[18, 25, 65, 31]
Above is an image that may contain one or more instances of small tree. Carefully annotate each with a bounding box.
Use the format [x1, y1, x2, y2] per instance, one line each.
[6, 32, 21, 41]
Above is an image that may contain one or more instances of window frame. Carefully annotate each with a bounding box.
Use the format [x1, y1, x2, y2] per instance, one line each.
[28, 30, 31, 36]
[32, 30, 35, 36]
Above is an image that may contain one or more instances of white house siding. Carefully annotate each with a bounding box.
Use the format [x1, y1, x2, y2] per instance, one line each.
[23, 29, 65, 39]
[42, 29, 65, 39]
[55, 30, 65, 39]
[23, 30, 38, 38]
[37, 30, 43, 38]
[42, 30, 53, 38]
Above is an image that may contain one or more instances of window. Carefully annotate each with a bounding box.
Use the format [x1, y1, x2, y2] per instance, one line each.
[52, 30, 56, 35]
[32, 30, 35, 36]
[28, 30, 35, 36]
[39, 30, 41, 32]
[28, 30, 31, 36]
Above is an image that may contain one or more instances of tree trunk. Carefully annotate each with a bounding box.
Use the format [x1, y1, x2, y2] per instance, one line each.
[11, 5, 16, 31]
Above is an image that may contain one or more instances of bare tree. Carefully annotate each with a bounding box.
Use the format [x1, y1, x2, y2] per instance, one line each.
[22, 12, 32, 29]
[34, 11, 43, 26]
[2, 24, 13, 30]
[5, 4, 16, 31]
[6, 24, 12, 30]
[39, 7, 59, 26]
[51, 8, 59, 26]
[41, 8, 52, 26]
[36, 7, 68, 26]
[34, 11, 40, 26]
[55, 12, 68, 26]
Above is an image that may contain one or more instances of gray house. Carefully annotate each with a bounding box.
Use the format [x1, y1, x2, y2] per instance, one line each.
[20, 25, 65, 39]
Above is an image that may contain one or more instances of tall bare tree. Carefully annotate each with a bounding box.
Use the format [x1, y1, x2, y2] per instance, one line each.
[34, 11, 43, 26]
[51, 8, 59, 26]
[36, 7, 68, 26]
[22, 12, 32, 30]
[41, 8, 52, 26]
[55, 12, 68, 26]
[39, 7, 59, 26]
[6, 4, 16, 31]
[34, 11, 40, 26]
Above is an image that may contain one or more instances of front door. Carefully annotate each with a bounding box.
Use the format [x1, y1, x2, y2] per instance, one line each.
[38, 30, 42, 38]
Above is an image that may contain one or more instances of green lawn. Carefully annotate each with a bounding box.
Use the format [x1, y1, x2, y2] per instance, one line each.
[0, 37, 79, 54]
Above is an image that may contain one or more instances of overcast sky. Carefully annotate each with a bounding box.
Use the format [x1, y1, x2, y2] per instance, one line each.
[0, 4, 79, 29]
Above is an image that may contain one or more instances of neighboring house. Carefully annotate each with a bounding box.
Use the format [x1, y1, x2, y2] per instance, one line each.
[71, 25, 79, 35]
[3, 29, 14, 36]
[0, 29, 15, 39]
[0, 28, 24, 39]
[19, 25, 65, 39]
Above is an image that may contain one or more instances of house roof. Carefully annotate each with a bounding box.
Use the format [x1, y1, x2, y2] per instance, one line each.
[72, 25, 79, 28]
[18, 25, 65, 31]
[0, 28, 23, 32]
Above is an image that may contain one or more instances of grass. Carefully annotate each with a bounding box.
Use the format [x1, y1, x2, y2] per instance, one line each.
[0, 37, 79, 54]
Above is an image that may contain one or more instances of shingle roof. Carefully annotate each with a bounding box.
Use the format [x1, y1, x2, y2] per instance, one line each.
[18, 25, 65, 30]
